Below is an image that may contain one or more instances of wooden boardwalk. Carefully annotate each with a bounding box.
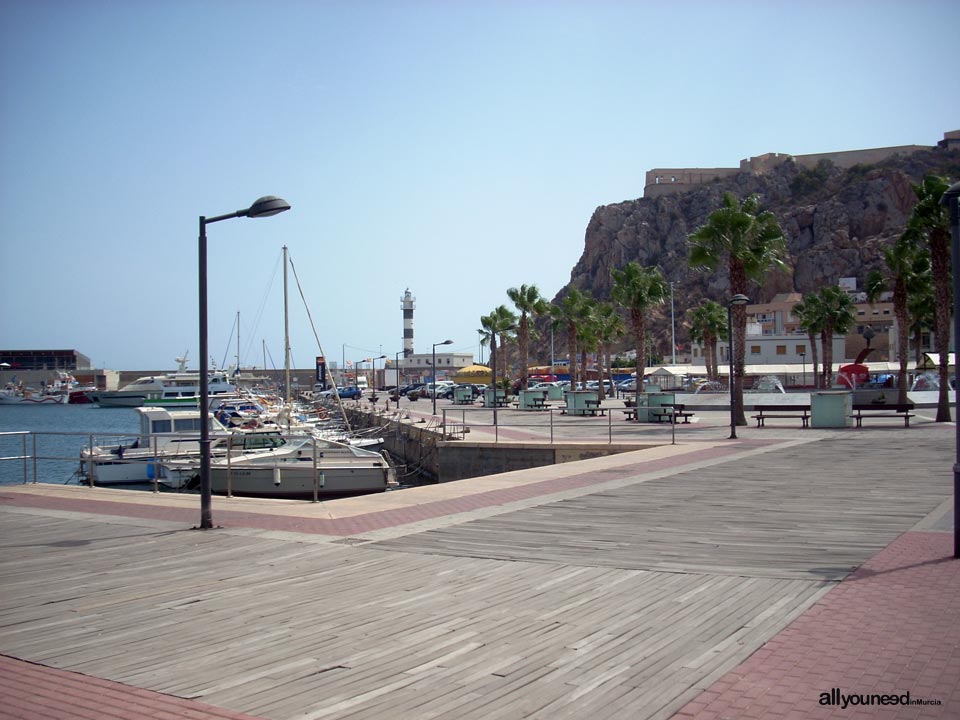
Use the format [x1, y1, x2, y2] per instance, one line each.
[0, 421, 954, 720]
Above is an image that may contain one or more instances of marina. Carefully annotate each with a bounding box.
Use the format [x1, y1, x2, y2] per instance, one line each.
[0, 410, 955, 719]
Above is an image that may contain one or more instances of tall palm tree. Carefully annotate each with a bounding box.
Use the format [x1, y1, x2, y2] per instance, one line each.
[688, 192, 788, 424]
[577, 297, 600, 391]
[611, 262, 669, 391]
[479, 306, 517, 388]
[792, 293, 824, 389]
[817, 286, 856, 387]
[550, 289, 590, 387]
[907, 175, 953, 421]
[687, 300, 727, 382]
[865, 232, 930, 404]
[507, 284, 548, 392]
[593, 301, 625, 398]
[490, 305, 518, 388]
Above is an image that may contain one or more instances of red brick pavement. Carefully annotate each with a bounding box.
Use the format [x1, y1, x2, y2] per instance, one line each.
[671, 531, 960, 720]
[0, 440, 774, 535]
[0, 655, 267, 720]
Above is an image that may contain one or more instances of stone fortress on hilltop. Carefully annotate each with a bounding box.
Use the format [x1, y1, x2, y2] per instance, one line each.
[643, 130, 960, 199]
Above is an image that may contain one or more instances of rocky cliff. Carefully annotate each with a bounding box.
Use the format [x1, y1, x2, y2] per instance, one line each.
[551, 145, 960, 354]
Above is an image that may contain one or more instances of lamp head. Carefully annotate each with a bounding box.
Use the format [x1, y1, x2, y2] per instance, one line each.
[939, 181, 960, 207]
[245, 195, 291, 218]
[729, 294, 750, 306]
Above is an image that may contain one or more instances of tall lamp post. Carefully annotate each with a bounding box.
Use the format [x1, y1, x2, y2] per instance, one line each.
[939, 180, 960, 558]
[799, 350, 806, 388]
[198, 195, 290, 530]
[727, 293, 750, 440]
[432, 339, 453, 416]
[372, 354, 386, 399]
[394, 351, 403, 409]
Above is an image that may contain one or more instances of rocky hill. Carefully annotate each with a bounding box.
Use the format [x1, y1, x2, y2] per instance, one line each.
[548, 145, 960, 355]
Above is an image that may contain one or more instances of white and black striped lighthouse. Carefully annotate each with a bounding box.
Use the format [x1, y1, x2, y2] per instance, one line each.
[402, 288, 415, 358]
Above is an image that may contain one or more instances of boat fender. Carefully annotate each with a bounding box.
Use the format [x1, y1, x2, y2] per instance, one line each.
[273, 467, 282, 486]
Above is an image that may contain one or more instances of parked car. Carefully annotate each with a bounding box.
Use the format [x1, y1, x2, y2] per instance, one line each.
[336, 386, 362, 399]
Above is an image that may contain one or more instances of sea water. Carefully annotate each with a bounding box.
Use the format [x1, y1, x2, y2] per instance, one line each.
[0, 404, 139, 486]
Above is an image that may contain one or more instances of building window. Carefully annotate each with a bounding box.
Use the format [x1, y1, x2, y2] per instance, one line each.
[751, 345, 762, 355]
[776, 345, 787, 355]
[796, 344, 806, 355]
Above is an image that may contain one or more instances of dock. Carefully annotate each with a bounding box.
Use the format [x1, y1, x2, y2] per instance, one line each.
[1, 410, 957, 719]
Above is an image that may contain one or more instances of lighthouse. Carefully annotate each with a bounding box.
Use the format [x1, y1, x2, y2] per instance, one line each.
[401, 289, 415, 357]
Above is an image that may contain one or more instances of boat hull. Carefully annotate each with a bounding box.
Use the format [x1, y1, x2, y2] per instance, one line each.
[209, 463, 392, 499]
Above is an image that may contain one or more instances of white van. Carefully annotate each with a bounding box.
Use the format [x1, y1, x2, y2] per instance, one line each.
[356, 376, 369, 390]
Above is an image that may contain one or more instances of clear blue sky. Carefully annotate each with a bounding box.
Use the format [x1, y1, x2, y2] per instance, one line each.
[2, 0, 957, 372]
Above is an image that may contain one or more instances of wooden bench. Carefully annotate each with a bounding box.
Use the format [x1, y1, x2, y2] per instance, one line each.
[751, 404, 812, 428]
[851, 403, 915, 428]
[623, 408, 638, 421]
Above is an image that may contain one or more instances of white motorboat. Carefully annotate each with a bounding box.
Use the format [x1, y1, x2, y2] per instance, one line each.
[79, 406, 284, 485]
[203, 435, 397, 499]
[96, 355, 237, 408]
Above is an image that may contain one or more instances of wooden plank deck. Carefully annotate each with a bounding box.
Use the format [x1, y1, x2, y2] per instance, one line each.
[0, 425, 953, 720]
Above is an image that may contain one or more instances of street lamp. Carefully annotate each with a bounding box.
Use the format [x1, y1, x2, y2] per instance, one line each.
[727, 293, 750, 440]
[372, 354, 386, 399]
[394, 351, 403, 409]
[432, 339, 453, 416]
[939, 180, 960, 558]
[198, 195, 290, 530]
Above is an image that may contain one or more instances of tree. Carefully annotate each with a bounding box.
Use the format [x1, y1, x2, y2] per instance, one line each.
[611, 262, 668, 392]
[688, 192, 788, 424]
[792, 293, 824, 389]
[507, 284, 548, 392]
[687, 300, 727, 382]
[817, 286, 856, 387]
[550, 289, 591, 387]
[479, 305, 517, 388]
[593, 301, 625, 399]
[866, 233, 930, 404]
[907, 175, 953, 421]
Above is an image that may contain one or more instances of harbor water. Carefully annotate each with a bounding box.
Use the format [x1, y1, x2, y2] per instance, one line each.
[0, 404, 139, 486]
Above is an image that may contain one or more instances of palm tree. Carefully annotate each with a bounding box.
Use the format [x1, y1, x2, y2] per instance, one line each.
[611, 262, 669, 392]
[593, 301, 625, 398]
[792, 293, 824, 389]
[577, 297, 600, 391]
[550, 289, 590, 387]
[491, 305, 518, 389]
[507, 284, 548, 392]
[479, 306, 517, 389]
[688, 192, 788, 424]
[865, 233, 930, 404]
[907, 175, 953, 421]
[687, 300, 727, 382]
[817, 286, 856, 387]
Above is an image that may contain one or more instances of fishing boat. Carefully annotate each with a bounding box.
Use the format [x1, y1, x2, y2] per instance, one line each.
[201, 435, 396, 499]
[0, 383, 68, 405]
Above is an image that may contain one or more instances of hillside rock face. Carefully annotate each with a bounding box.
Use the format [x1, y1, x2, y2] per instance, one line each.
[553, 147, 960, 350]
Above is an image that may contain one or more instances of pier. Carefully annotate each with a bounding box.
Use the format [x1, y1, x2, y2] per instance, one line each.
[0, 409, 957, 719]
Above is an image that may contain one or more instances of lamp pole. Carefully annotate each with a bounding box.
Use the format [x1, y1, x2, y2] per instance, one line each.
[373, 354, 386, 400]
[198, 195, 290, 530]
[939, 180, 960, 558]
[799, 351, 806, 388]
[727, 294, 749, 440]
[670, 281, 676, 366]
[432, 339, 453, 416]
[394, 351, 403, 408]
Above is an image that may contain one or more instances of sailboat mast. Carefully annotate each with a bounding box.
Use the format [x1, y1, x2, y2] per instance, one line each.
[283, 245, 291, 408]
[236, 310, 240, 372]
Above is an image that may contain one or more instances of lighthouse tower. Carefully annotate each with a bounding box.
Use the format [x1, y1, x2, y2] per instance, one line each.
[401, 289, 415, 357]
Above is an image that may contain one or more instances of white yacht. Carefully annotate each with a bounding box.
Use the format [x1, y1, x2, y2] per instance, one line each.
[80, 406, 282, 485]
[204, 436, 397, 499]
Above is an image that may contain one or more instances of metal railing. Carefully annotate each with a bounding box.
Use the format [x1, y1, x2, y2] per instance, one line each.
[440, 404, 682, 445]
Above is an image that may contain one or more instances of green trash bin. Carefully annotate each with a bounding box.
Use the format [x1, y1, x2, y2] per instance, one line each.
[811, 391, 853, 428]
